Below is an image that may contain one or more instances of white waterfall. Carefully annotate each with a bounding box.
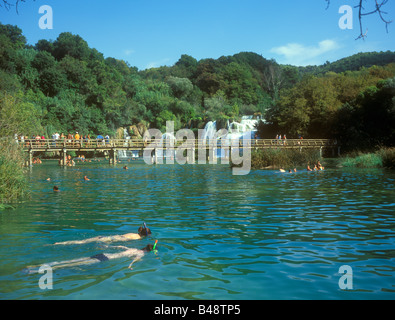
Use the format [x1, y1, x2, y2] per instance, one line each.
[202, 117, 258, 142]
[200, 116, 259, 159]
[157, 132, 177, 160]
[202, 121, 217, 141]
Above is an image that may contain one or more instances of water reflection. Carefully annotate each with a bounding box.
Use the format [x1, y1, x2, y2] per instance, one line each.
[0, 162, 394, 299]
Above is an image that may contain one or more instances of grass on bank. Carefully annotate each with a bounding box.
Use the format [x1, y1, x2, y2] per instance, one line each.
[340, 148, 395, 168]
[0, 139, 28, 205]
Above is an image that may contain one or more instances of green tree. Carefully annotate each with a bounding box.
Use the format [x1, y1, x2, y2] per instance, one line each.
[166, 76, 193, 99]
[53, 32, 91, 61]
[0, 23, 26, 49]
[334, 78, 395, 150]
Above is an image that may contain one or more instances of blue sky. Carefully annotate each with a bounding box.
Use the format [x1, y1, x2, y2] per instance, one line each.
[1, 0, 394, 70]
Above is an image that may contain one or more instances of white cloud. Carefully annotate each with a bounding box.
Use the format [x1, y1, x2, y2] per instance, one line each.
[145, 58, 171, 69]
[123, 49, 135, 56]
[270, 39, 340, 66]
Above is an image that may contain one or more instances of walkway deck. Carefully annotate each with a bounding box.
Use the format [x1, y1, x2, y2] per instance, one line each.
[19, 138, 339, 166]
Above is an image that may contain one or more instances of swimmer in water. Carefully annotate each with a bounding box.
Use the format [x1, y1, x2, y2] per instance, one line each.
[54, 226, 152, 245]
[84, 176, 90, 181]
[23, 244, 154, 273]
[53, 186, 59, 192]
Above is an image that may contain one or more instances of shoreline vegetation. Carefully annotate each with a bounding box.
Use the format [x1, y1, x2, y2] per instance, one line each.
[0, 138, 28, 205]
[340, 147, 395, 169]
[249, 148, 322, 170]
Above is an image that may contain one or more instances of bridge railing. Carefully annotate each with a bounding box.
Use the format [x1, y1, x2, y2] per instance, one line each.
[19, 138, 337, 150]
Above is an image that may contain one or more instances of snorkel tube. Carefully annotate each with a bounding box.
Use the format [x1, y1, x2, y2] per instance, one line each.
[143, 222, 149, 236]
[153, 240, 158, 254]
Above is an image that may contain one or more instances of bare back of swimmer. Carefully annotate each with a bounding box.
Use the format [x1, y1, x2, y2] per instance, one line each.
[23, 244, 154, 274]
[54, 227, 151, 245]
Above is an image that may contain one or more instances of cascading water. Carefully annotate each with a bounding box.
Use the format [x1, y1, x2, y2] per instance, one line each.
[201, 116, 259, 159]
[157, 132, 177, 160]
[202, 121, 218, 141]
[203, 117, 258, 141]
[117, 129, 139, 159]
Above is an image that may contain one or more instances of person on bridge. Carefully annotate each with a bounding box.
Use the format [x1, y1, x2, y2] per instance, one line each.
[75, 132, 80, 147]
[54, 225, 152, 245]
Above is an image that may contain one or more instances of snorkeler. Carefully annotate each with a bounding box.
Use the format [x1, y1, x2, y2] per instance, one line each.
[24, 244, 154, 273]
[54, 225, 152, 245]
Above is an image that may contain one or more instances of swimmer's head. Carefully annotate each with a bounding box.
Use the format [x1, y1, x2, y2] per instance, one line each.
[142, 244, 154, 252]
[138, 226, 152, 237]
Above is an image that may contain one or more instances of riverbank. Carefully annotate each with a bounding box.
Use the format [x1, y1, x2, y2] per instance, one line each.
[0, 139, 28, 205]
[340, 148, 395, 169]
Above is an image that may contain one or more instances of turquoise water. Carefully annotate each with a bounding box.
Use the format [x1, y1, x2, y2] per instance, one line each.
[0, 160, 395, 300]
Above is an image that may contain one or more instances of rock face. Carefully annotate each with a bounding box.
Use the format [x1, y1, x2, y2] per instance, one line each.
[115, 127, 125, 139]
[117, 122, 148, 139]
[129, 125, 140, 138]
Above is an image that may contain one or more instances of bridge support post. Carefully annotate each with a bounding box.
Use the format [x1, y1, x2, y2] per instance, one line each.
[59, 149, 67, 166]
[28, 149, 33, 167]
[109, 149, 117, 164]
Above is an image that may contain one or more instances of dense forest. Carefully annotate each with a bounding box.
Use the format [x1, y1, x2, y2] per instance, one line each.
[1, 23, 395, 150]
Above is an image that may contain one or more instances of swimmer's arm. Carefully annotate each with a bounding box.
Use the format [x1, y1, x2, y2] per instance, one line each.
[54, 236, 106, 245]
[108, 245, 130, 250]
[128, 252, 144, 270]
[54, 239, 91, 245]
[128, 256, 141, 269]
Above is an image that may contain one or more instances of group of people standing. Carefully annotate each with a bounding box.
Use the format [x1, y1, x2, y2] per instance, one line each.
[14, 132, 111, 148]
[275, 134, 287, 144]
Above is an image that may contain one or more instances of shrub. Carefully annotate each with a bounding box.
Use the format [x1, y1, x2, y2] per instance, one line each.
[250, 148, 321, 169]
[0, 138, 28, 203]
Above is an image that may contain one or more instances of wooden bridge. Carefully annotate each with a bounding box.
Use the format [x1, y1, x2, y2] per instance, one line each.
[19, 138, 339, 166]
